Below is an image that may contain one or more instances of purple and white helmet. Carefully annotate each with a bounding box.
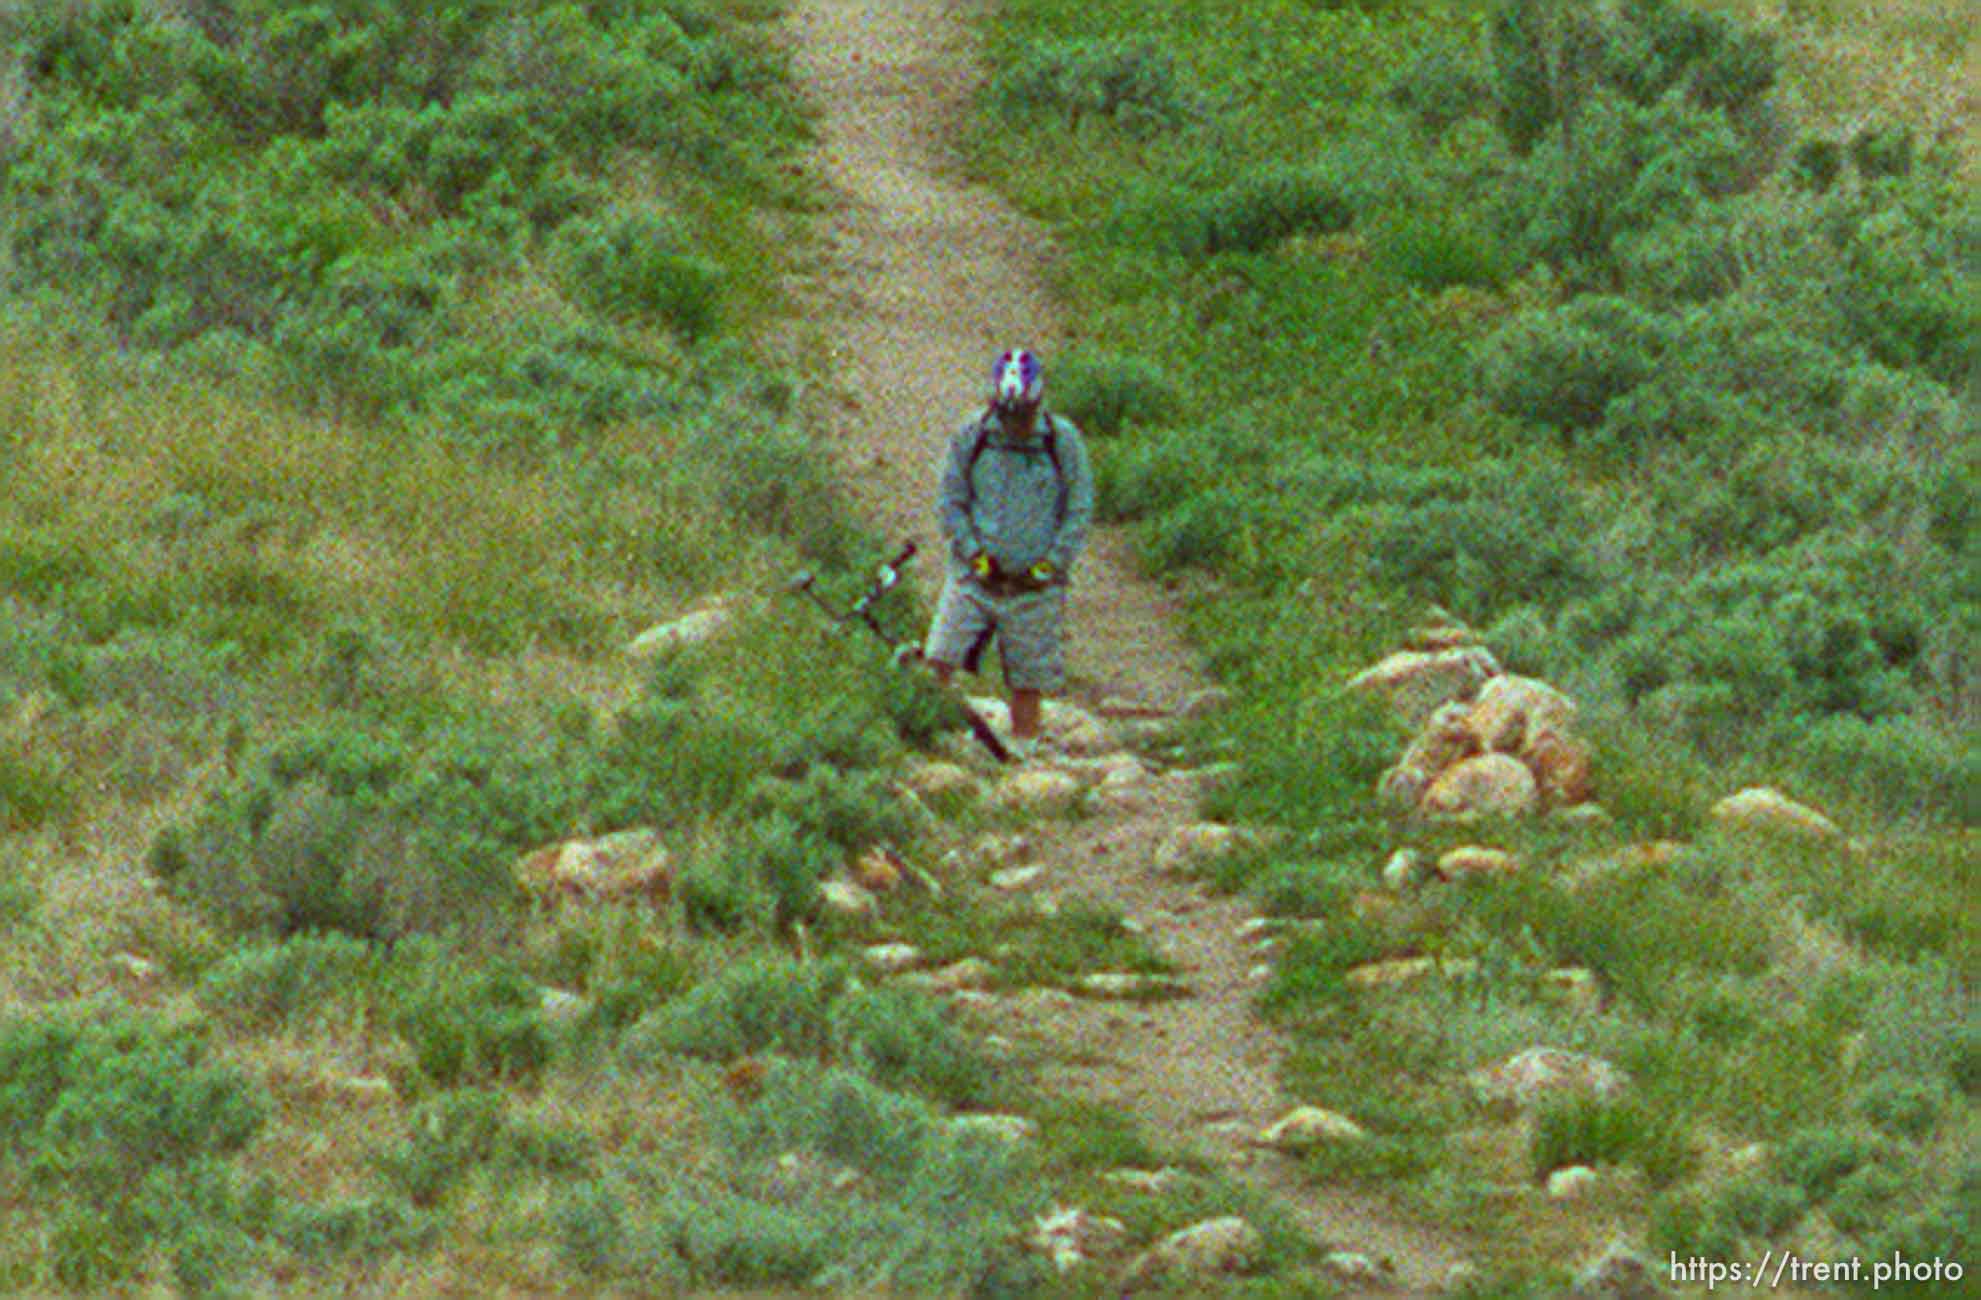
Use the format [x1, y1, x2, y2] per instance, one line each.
[990, 348, 1044, 413]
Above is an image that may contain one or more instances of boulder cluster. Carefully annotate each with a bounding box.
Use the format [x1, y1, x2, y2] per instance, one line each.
[1350, 619, 1597, 820]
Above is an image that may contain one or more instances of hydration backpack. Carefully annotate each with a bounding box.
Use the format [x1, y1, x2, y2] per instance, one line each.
[965, 410, 1063, 485]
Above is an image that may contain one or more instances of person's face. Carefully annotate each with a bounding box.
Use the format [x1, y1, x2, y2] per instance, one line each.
[997, 401, 1040, 437]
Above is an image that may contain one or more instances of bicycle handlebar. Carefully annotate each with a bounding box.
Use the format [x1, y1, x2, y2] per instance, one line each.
[872, 540, 917, 592]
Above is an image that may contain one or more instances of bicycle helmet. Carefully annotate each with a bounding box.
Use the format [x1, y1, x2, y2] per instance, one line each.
[990, 348, 1044, 414]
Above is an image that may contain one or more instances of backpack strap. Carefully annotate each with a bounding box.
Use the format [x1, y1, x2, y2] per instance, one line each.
[966, 410, 1062, 484]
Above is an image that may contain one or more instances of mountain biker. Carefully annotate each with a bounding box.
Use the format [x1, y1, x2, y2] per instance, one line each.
[923, 348, 1094, 761]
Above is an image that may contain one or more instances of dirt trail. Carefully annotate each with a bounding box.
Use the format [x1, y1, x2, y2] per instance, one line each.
[776, 0, 1197, 713]
[776, 0, 1468, 1290]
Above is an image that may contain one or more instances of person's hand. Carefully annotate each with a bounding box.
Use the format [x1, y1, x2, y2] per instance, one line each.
[971, 553, 997, 581]
[1027, 560, 1055, 585]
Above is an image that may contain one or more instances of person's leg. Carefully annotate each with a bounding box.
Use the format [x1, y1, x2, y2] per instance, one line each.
[924, 577, 991, 693]
[999, 588, 1066, 754]
[1010, 688, 1041, 739]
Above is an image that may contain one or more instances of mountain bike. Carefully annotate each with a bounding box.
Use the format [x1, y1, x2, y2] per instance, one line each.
[788, 541, 1014, 764]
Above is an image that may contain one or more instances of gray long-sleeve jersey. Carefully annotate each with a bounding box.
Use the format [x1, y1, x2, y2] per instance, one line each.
[937, 409, 1093, 580]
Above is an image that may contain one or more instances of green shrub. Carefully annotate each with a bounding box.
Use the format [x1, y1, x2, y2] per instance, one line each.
[1650, 1186, 1742, 1261]
[0, 744, 73, 831]
[1789, 136, 1845, 192]
[1772, 1126, 1875, 1202]
[676, 416, 857, 564]
[717, 1061, 1041, 1278]
[390, 946, 551, 1087]
[1487, 0, 1610, 155]
[1052, 348, 1180, 436]
[196, 931, 381, 1029]
[1372, 206, 1511, 289]
[61, 626, 243, 719]
[1487, 0, 1776, 155]
[1615, 201, 1750, 304]
[0, 0, 801, 428]
[743, 767, 905, 852]
[1385, 35, 1493, 135]
[988, 37, 1195, 136]
[0, 596, 61, 696]
[1856, 1074, 1949, 1141]
[1848, 124, 1915, 182]
[276, 1196, 436, 1264]
[425, 322, 685, 444]
[1598, 296, 1848, 450]
[1530, 1094, 1692, 1186]
[827, 987, 990, 1107]
[550, 205, 724, 340]
[1605, 536, 1933, 738]
[542, 919, 698, 1042]
[625, 954, 848, 1066]
[1263, 917, 1391, 1013]
[378, 1088, 510, 1207]
[1361, 460, 1599, 615]
[1253, 858, 1355, 919]
[0, 1003, 268, 1289]
[1837, 361, 1963, 449]
[565, 1059, 1041, 1291]
[1607, 0, 1779, 115]
[589, 668, 756, 830]
[1473, 294, 1668, 432]
[677, 814, 840, 935]
[1496, 90, 1745, 282]
[1827, 1162, 1907, 1238]
[1097, 418, 1274, 523]
[123, 1158, 271, 1297]
[1798, 715, 1974, 826]
[1826, 178, 1979, 392]
[875, 661, 962, 752]
[0, 867, 33, 929]
[762, 700, 897, 779]
[152, 718, 588, 942]
[555, 1182, 631, 1279]
[1531, 854, 1775, 1015]
[1141, 486, 1250, 574]
[658, 1191, 836, 1288]
[718, 1058, 939, 1185]
[1195, 661, 1395, 856]
[1715, 1175, 1808, 1237]
[1848, 959, 1974, 1094]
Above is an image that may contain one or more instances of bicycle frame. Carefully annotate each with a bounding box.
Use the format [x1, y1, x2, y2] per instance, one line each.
[788, 541, 1014, 764]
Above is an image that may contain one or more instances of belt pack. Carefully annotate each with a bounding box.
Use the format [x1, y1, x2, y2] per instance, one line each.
[975, 571, 1058, 597]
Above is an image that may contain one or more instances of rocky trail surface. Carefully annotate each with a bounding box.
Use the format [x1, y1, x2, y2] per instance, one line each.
[772, 0, 1473, 1290]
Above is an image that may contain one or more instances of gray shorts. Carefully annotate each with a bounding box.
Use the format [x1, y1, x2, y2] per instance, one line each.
[924, 576, 1067, 693]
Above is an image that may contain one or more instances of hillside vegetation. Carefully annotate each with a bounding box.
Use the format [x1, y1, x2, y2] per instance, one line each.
[0, 1, 1033, 1293]
[969, 0, 1974, 1289]
[0, 0, 1972, 1295]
